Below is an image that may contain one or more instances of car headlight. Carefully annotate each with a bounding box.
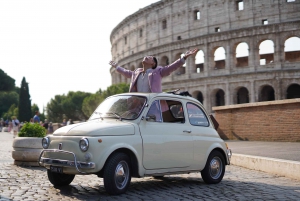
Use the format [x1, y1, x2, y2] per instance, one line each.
[42, 137, 49, 149]
[79, 138, 89, 152]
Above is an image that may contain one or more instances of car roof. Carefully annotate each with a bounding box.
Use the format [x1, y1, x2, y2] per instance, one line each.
[115, 92, 202, 106]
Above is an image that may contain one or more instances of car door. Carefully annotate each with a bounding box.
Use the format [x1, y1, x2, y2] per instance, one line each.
[186, 102, 216, 167]
[139, 99, 194, 169]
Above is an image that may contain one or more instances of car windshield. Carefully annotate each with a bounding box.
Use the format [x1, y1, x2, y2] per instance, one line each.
[89, 95, 147, 120]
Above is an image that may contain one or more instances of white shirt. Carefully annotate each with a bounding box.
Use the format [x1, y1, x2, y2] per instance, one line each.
[136, 68, 153, 93]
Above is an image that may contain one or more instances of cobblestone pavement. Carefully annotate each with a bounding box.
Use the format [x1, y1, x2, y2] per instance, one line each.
[1, 132, 300, 200]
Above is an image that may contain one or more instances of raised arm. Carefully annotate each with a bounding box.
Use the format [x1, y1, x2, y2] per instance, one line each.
[160, 48, 199, 77]
[109, 60, 133, 79]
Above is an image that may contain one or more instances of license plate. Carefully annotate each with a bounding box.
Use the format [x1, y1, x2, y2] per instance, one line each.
[50, 166, 63, 173]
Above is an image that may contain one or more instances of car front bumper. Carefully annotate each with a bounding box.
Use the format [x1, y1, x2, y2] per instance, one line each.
[38, 149, 95, 174]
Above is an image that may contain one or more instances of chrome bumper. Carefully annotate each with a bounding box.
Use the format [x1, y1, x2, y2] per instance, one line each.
[38, 149, 95, 174]
[227, 149, 232, 165]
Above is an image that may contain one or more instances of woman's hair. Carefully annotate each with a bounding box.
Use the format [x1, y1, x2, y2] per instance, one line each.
[152, 57, 158, 69]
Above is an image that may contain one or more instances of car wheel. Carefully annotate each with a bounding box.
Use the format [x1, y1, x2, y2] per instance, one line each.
[47, 170, 75, 186]
[103, 153, 131, 195]
[201, 150, 225, 184]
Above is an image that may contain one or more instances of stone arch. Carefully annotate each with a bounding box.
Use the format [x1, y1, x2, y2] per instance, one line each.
[211, 88, 225, 107]
[192, 90, 204, 104]
[286, 83, 300, 99]
[160, 56, 169, 66]
[284, 36, 300, 62]
[214, 47, 226, 69]
[259, 85, 275, 102]
[235, 42, 249, 67]
[195, 50, 205, 73]
[259, 40, 274, 65]
[236, 87, 249, 104]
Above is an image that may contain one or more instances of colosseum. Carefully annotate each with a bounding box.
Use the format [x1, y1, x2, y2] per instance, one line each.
[110, 0, 300, 112]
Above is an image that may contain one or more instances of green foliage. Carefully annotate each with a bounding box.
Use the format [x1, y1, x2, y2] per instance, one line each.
[47, 91, 91, 123]
[0, 69, 15, 91]
[101, 83, 129, 99]
[0, 91, 19, 118]
[2, 104, 18, 120]
[82, 83, 129, 117]
[18, 77, 32, 122]
[31, 104, 39, 116]
[82, 93, 103, 117]
[18, 122, 46, 137]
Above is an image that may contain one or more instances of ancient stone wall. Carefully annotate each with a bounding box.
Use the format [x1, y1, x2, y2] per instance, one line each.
[110, 0, 300, 112]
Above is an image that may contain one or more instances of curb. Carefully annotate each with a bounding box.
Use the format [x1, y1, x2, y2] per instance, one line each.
[231, 153, 300, 180]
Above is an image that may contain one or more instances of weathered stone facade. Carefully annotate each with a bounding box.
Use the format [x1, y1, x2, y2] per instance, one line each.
[110, 0, 300, 112]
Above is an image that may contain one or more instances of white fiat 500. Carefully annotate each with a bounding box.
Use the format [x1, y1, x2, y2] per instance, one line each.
[39, 92, 231, 195]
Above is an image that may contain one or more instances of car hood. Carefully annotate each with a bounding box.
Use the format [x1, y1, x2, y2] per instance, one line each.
[53, 120, 135, 136]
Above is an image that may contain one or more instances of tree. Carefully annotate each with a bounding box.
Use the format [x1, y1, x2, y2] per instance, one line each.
[82, 83, 129, 117]
[47, 91, 91, 123]
[0, 91, 19, 118]
[2, 104, 18, 120]
[18, 77, 32, 122]
[0, 69, 15, 91]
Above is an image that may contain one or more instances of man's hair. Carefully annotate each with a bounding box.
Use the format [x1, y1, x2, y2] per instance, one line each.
[152, 57, 158, 69]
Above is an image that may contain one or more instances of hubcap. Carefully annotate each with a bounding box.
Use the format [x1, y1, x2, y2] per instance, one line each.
[209, 156, 222, 179]
[114, 160, 129, 189]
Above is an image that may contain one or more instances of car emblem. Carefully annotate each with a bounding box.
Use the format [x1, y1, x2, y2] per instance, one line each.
[58, 143, 62, 150]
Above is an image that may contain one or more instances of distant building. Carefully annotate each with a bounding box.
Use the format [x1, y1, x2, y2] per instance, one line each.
[110, 0, 300, 112]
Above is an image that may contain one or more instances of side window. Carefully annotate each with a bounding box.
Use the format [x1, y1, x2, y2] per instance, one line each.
[161, 100, 185, 123]
[186, 103, 209, 126]
[146, 100, 162, 122]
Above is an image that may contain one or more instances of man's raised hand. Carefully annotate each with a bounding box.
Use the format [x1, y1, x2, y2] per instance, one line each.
[109, 61, 118, 68]
[184, 48, 199, 58]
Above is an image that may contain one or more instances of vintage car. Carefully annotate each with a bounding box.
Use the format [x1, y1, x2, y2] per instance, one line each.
[39, 92, 231, 195]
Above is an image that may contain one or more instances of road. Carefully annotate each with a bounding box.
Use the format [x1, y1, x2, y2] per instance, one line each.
[1, 132, 300, 200]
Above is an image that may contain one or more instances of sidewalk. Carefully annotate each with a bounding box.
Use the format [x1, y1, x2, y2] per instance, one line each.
[226, 140, 300, 180]
[226, 140, 300, 162]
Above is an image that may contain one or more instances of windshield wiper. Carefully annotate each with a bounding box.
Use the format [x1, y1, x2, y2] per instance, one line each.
[105, 112, 122, 121]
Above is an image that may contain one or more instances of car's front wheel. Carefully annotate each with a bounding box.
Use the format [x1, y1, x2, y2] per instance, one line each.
[201, 150, 225, 184]
[103, 153, 131, 195]
[47, 170, 75, 186]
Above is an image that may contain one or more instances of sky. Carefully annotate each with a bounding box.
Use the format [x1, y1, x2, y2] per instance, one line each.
[0, 0, 159, 112]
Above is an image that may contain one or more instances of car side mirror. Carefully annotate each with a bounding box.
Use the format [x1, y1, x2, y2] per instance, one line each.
[146, 115, 156, 122]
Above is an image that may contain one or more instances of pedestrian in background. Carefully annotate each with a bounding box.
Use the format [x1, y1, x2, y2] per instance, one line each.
[12, 116, 20, 138]
[33, 111, 40, 123]
[43, 119, 49, 133]
[61, 119, 67, 127]
[48, 122, 54, 134]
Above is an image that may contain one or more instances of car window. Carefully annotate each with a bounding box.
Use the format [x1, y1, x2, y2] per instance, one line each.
[146, 100, 162, 122]
[161, 100, 185, 123]
[89, 95, 146, 120]
[186, 103, 209, 126]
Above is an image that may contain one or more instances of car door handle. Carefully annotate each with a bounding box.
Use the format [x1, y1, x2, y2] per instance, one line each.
[183, 130, 191, 133]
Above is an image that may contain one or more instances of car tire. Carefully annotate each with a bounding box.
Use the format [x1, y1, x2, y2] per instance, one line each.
[47, 170, 75, 186]
[201, 150, 225, 184]
[103, 152, 131, 195]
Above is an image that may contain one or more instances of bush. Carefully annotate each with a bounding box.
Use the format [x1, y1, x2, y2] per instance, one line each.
[18, 123, 46, 137]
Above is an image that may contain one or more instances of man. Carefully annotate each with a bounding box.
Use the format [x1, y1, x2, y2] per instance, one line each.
[109, 48, 199, 93]
[33, 111, 40, 123]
